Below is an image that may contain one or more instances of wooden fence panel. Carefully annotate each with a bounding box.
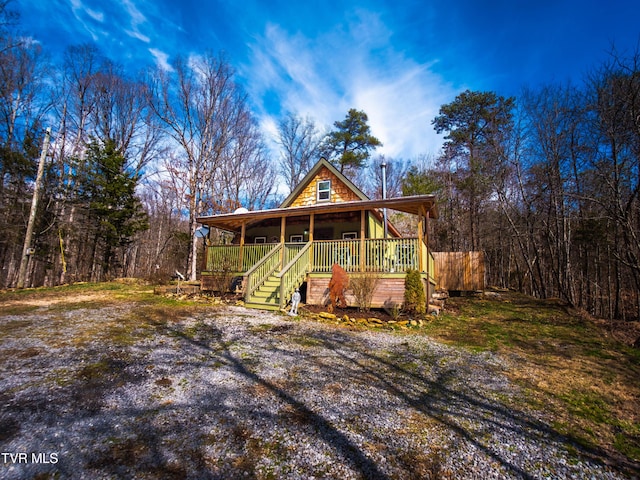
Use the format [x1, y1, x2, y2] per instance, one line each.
[432, 252, 485, 291]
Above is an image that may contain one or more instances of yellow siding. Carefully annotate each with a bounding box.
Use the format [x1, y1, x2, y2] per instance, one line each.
[290, 166, 362, 207]
[367, 213, 384, 239]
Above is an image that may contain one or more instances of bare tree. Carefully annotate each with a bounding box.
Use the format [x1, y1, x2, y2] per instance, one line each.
[89, 61, 162, 177]
[367, 155, 409, 199]
[276, 112, 321, 192]
[0, 7, 51, 287]
[586, 48, 640, 318]
[55, 44, 102, 158]
[148, 51, 252, 280]
[39, 45, 162, 284]
[216, 106, 275, 211]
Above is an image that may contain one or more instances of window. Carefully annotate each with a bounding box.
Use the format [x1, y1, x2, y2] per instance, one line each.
[254, 236, 266, 244]
[290, 234, 304, 242]
[317, 180, 331, 202]
[342, 232, 357, 240]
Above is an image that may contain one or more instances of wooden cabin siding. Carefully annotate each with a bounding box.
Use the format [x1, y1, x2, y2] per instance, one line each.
[289, 166, 363, 207]
[432, 251, 485, 291]
[368, 212, 384, 239]
[307, 275, 407, 309]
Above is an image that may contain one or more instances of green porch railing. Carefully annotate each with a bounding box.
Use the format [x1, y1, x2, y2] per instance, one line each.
[312, 239, 360, 273]
[206, 243, 277, 272]
[206, 238, 436, 279]
[277, 242, 312, 308]
[312, 238, 424, 273]
[423, 241, 436, 281]
[244, 244, 283, 298]
[283, 243, 305, 266]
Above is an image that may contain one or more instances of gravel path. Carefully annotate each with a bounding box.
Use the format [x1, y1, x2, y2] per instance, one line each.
[0, 304, 634, 479]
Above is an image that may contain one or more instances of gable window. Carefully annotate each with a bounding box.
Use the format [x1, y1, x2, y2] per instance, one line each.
[317, 180, 331, 202]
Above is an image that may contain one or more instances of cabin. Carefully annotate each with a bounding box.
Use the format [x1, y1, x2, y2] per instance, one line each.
[196, 158, 437, 310]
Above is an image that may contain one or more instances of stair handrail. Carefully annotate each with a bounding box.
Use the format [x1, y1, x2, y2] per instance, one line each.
[276, 242, 312, 308]
[244, 243, 283, 298]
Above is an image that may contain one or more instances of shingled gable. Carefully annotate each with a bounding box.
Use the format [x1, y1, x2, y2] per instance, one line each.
[280, 158, 368, 208]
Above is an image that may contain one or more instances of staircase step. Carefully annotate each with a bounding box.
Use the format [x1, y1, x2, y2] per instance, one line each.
[247, 294, 279, 302]
[252, 291, 279, 302]
[245, 302, 281, 311]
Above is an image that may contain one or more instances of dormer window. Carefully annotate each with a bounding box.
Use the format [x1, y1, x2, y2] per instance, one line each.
[317, 179, 331, 202]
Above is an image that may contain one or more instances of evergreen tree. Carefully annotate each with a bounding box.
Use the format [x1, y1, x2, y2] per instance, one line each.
[321, 108, 382, 175]
[404, 269, 426, 314]
[432, 90, 514, 251]
[83, 138, 148, 277]
[402, 165, 440, 196]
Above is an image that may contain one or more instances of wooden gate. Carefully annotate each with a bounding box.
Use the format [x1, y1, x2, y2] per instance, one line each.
[432, 252, 485, 291]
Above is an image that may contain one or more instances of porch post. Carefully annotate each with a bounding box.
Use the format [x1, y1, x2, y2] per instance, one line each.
[239, 221, 246, 271]
[280, 216, 286, 244]
[360, 209, 365, 272]
[309, 213, 315, 270]
[425, 208, 431, 280]
[417, 212, 425, 273]
[280, 216, 286, 267]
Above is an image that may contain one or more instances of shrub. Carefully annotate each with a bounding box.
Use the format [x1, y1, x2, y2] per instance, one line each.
[210, 257, 235, 294]
[404, 269, 426, 314]
[350, 271, 381, 312]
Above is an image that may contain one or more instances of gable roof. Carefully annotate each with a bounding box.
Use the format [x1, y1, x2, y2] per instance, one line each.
[279, 157, 368, 208]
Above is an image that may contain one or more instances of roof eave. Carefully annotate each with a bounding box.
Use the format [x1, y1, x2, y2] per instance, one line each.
[279, 158, 368, 208]
[197, 195, 437, 233]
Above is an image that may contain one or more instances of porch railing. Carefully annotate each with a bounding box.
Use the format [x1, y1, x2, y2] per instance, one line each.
[205, 238, 436, 279]
[284, 243, 305, 265]
[277, 242, 312, 308]
[206, 243, 278, 272]
[244, 244, 283, 298]
[312, 238, 425, 273]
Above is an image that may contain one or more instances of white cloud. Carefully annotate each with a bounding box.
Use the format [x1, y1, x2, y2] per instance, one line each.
[149, 48, 173, 71]
[121, 0, 146, 26]
[68, 0, 104, 22]
[127, 29, 150, 43]
[68, 0, 105, 41]
[85, 7, 104, 22]
[351, 63, 452, 160]
[120, 0, 150, 43]
[243, 9, 455, 160]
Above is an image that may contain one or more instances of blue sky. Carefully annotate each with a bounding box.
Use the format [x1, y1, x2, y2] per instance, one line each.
[17, 0, 640, 160]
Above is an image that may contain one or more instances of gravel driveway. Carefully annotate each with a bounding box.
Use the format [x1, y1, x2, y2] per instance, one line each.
[0, 303, 632, 479]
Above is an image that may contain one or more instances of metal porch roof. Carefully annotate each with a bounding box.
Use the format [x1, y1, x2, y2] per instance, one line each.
[196, 195, 437, 232]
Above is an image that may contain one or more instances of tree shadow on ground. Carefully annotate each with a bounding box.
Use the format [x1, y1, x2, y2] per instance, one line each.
[1, 311, 638, 479]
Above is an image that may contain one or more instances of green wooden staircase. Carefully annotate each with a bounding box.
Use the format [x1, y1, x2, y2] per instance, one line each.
[246, 273, 281, 310]
[244, 242, 311, 311]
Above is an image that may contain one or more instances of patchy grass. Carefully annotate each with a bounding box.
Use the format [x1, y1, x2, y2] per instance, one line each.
[423, 290, 640, 465]
[1, 282, 638, 472]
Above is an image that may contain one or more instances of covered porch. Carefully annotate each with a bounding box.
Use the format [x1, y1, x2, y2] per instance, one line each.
[197, 195, 437, 310]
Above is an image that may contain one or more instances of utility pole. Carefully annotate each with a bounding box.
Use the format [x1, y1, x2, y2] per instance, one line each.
[17, 127, 51, 289]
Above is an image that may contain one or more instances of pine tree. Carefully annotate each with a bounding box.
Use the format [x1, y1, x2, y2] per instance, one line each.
[82, 138, 148, 277]
[321, 109, 382, 175]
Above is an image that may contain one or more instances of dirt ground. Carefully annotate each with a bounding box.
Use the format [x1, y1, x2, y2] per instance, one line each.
[0, 285, 638, 479]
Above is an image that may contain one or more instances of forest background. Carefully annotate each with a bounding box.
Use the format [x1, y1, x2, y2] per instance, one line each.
[2, 1, 640, 321]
